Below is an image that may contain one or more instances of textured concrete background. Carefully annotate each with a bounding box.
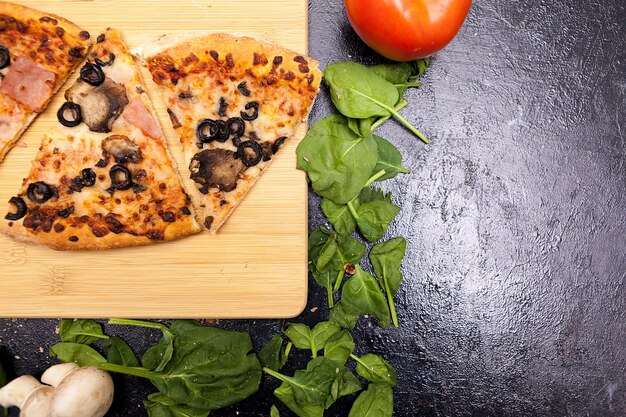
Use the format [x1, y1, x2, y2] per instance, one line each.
[1, 0, 625, 416]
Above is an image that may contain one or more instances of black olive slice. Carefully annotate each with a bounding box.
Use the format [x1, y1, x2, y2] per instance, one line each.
[80, 168, 97, 187]
[214, 120, 230, 143]
[57, 102, 82, 127]
[237, 81, 251, 97]
[5, 197, 26, 221]
[196, 119, 219, 143]
[109, 164, 133, 190]
[0, 45, 10, 70]
[80, 62, 105, 86]
[272, 136, 287, 154]
[26, 182, 54, 204]
[237, 140, 263, 167]
[95, 52, 115, 67]
[240, 101, 259, 121]
[227, 117, 245, 140]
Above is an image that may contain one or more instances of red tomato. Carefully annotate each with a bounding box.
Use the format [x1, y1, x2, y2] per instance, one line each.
[345, 0, 472, 61]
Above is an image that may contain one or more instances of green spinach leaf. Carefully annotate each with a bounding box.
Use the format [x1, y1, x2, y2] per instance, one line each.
[264, 357, 338, 406]
[352, 189, 400, 243]
[50, 342, 106, 366]
[58, 319, 109, 345]
[324, 62, 429, 143]
[325, 62, 399, 119]
[308, 227, 365, 306]
[144, 393, 210, 417]
[101, 321, 262, 411]
[283, 322, 341, 358]
[329, 302, 359, 329]
[323, 330, 355, 366]
[340, 266, 391, 328]
[108, 319, 174, 372]
[104, 336, 140, 367]
[270, 405, 280, 417]
[321, 198, 356, 236]
[259, 334, 291, 372]
[370, 238, 407, 328]
[372, 135, 410, 181]
[274, 382, 324, 417]
[351, 353, 397, 387]
[324, 188, 400, 244]
[348, 383, 393, 417]
[296, 115, 378, 204]
[325, 368, 361, 409]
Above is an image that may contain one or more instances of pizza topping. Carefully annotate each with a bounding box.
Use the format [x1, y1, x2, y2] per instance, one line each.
[95, 53, 115, 67]
[102, 135, 143, 164]
[240, 101, 259, 121]
[79, 31, 91, 40]
[96, 34, 106, 43]
[167, 109, 182, 129]
[227, 117, 245, 141]
[159, 211, 176, 223]
[236, 140, 263, 167]
[204, 216, 214, 230]
[5, 197, 27, 221]
[122, 99, 162, 139]
[104, 213, 124, 234]
[209, 50, 219, 62]
[218, 97, 228, 117]
[0, 56, 56, 112]
[272, 56, 283, 70]
[189, 149, 245, 193]
[68, 236, 79, 242]
[237, 82, 251, 97]
[56, 206, 75, 218]
[79, 63, 105, 87]
[57, 102, 83, 127]
[109, 164, 133, 191]
[0, 45, 10, 69]
[180, 206, 192, 216]
[196, 119, 228, 144]
[65, 77, 129, 133]
[26, 181, 54, 204]
[70, 168, 98, 192]
[272, 136, 288, 154]
[23, 209, 56, 232]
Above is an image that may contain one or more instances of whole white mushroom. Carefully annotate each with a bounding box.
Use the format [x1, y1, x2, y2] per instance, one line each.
[0, 363, 114, 417]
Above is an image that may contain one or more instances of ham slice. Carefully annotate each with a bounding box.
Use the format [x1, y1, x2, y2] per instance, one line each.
[122, 98, 162, 139]
[0, 56, 56, 112]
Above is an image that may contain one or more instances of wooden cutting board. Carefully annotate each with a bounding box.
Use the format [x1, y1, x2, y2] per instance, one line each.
[0, 0, 309, 318]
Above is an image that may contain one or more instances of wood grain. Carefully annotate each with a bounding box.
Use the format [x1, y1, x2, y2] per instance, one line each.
[0, 0, 309, 318]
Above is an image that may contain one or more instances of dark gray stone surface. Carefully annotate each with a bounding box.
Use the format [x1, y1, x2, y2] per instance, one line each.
[1, 0, 625, 416]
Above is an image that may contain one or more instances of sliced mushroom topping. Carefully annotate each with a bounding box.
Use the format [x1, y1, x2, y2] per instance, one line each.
[189, 149, 246, 193]
[101, 135, 142, 164]
[65, 77, 129, 133]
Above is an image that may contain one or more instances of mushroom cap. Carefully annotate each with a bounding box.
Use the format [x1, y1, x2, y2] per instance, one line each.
[0, 375, 42, 408]
[41, 363, 79, 387]
[50, 366, 114, 417]
[20, 386, 54, 417]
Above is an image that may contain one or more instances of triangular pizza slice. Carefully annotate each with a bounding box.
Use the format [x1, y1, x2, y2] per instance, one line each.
[138, 33, 322, 233]
[1, 29, 200, 250]
[0, 1, 92, 162]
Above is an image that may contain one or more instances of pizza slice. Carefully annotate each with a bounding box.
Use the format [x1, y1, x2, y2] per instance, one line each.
[0, 28, 200, 250]
[138, 33, 322, 233]
[0, 1, 92, 162]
